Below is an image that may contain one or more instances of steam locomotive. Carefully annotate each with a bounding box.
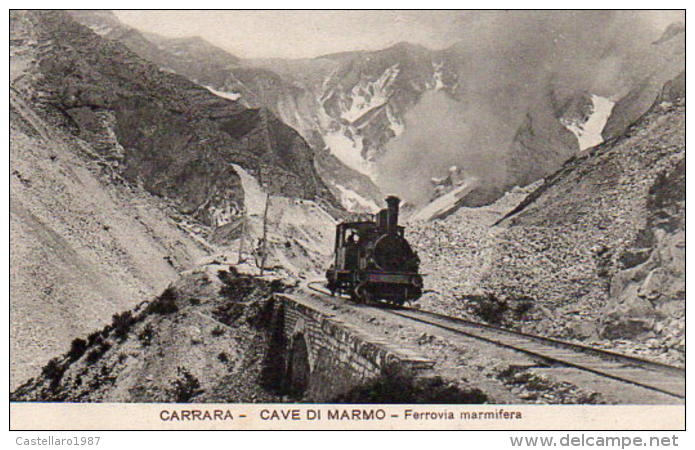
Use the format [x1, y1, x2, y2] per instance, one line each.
[326, 196, 423, 305]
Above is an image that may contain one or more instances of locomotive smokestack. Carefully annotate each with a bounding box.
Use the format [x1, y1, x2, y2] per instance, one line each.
[385, 195, 400, 235]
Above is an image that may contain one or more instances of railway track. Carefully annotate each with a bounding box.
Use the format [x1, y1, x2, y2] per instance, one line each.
[305, 281, 685, 400]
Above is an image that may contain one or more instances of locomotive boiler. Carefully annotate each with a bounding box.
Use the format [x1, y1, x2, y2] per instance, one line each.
[326, 196, 423, 305]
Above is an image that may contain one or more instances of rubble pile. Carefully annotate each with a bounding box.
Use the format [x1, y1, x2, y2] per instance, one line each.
[408, 183, 540, 317]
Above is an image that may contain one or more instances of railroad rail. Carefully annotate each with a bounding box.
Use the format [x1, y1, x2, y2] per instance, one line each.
[305, 281, 685, 399]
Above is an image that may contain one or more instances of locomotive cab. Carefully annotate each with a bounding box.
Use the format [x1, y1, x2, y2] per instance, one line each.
[326, 196, 423, 305]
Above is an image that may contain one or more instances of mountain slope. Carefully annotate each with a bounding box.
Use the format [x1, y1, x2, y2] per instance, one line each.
[12, 10, 338, 228]
[9, 9, 340, 389]
[68, 10, 383, 212]
[601, 22, 684, 140]
[11, 267, 289, 402]
[70, 11, 464, 209]
[10, 87, 209, 389]
[69, 12, 685, 217]
[410, 80, 684, 365]
[481, 85, 684, 360]
[209, 43, 591, 209]
[69, 10, 241, 88]
[506, 87, 580, 189]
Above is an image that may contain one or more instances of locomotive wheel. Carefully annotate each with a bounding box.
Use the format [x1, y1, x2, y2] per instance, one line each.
[355, 281, 373, 304]
[349, 288, 361, 303]
[326, 280, 337, 297]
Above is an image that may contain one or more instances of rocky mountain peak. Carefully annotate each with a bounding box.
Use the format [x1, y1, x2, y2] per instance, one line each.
[66, 10, 122, 35]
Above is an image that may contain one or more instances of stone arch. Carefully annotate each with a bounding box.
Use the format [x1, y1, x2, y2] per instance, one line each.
[290, 317, 314, 368]
[286, 333, 311, 396]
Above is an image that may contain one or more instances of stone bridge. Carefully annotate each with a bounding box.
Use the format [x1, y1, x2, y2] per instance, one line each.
[266, 293, 434, 401]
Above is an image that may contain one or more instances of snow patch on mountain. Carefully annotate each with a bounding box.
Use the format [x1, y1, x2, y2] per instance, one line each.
[431, 61, 446, 91]
[231, 163, 266, 217]
[205, 85, 241, 101]
[323, 131, 376, 178]
[341, 91, 387, 124]
[88, 24, 115, 36]
[340, 64, 400, 123]
[386, 105, 404, 136]
[563, 95, 615, 150]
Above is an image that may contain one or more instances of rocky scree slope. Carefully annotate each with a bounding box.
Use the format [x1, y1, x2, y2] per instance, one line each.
[487, 89, 683, 363]
[11, 10, 339, 230]
[409, 76, 684, 365]
[9, 86, 208, 389]
[407, 182, 542, 318]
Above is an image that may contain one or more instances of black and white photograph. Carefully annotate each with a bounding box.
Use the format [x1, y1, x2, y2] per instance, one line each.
[8, 8, 685, 431]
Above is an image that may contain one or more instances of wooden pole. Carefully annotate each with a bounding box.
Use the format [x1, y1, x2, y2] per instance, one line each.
[259, 193, 270, 276]
[257, 110, 273, 276]
[237, 216, 246, 264]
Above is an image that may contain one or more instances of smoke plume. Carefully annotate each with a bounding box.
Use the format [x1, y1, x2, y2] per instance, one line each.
[376, 10, 683, 205]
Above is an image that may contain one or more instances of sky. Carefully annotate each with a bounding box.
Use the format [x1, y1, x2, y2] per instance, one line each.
[115, 10, 683, 60]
